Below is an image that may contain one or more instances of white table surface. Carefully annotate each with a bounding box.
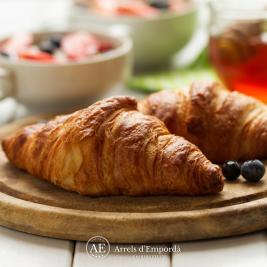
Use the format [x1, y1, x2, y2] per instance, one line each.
[0, 1, 267, 266]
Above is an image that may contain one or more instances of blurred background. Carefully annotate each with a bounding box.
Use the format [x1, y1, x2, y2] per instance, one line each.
[1, 0, 267, 122]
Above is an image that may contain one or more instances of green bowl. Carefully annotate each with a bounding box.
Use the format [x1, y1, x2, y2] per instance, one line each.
[69, 3, 198, 70]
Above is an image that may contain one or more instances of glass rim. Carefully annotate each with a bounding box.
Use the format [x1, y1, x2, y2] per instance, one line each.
[210, 0, 267, 21]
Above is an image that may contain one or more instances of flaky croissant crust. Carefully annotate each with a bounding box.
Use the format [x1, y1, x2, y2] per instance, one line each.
[2, 96, 223, 196]
[139, 81, 267, 163]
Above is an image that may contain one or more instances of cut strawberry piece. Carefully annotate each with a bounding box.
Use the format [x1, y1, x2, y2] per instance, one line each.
[92, 0, 117, 16]
[116, 3, 160, 17]
[2, 33, 33, 55]
[62, 32, 99, 60]
[97, 40, 114, 53]
[19, 50, 54, 62]
[92, 0, 160, 17]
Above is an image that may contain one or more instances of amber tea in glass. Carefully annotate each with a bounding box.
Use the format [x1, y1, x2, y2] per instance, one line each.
[209, 1, 267, 102]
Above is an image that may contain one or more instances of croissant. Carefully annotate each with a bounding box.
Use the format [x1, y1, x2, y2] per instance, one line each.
[138, 81, 267, 163]
[2, 96, 223, 196]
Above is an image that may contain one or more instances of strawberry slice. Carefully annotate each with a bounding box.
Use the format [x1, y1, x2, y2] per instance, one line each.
[19, 50, 54, 62]
[2, 33, 33, 55]
[62, 32, 99, 61]
[116, 3, 160, 17]
[92, 0, 160, 17]
[97, 40, 113, 53]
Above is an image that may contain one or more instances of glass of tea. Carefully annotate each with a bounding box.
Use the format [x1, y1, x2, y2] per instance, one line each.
[209, 0, 267, 102]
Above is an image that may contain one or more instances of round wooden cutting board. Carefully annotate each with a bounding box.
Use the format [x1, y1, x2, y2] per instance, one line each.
[0, 116, 267, 243]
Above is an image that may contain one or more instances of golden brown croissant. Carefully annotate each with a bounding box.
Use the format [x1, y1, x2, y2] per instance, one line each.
[2, 96, 223, 196]
[138, 81, 267, 163]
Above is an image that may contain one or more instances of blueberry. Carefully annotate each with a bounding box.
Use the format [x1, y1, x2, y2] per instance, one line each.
[39, 40, 57, 54]
[222, 161, 240, 181]
[0, 51, 9, 57]
[241, 160, 265, 182]
[49, 34, 62, 48]
[149, 0, 169, 9]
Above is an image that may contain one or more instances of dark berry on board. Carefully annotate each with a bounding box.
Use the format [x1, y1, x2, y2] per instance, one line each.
[149, 0, 169, 9]
[222, 161, 240, 181]
[241, 160, 265, 182]
[49, 34, 62, 48]
[39, 40, 57, 54]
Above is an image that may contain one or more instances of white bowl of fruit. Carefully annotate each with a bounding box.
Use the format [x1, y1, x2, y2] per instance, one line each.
[0, 30, 132, 106]
[69, 0, 198, 70]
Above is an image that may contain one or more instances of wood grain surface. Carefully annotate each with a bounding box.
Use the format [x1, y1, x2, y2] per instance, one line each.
[0, 116, 266, 243]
